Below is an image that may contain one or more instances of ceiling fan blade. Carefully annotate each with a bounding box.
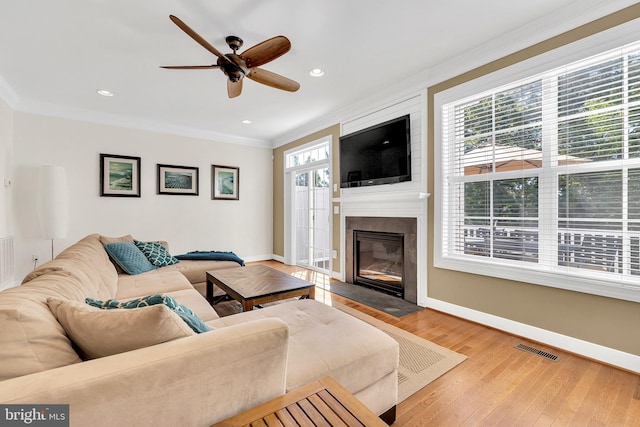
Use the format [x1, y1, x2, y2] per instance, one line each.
[241, 36, 291, 68]
[247, 68, 300, 92]
[227, 79, 243, 98]
[169, 15, 230, 63]
[160, 65, 219, 69]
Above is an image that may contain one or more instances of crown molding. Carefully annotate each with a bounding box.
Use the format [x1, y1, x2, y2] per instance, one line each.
[13, 99, 271, 148]
[0, 78, 271, 148]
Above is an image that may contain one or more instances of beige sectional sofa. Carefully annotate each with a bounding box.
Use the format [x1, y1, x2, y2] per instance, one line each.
[0, 234, 399, 426]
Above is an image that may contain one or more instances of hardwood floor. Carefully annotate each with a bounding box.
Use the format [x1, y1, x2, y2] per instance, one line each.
[253, 260, 640, 426]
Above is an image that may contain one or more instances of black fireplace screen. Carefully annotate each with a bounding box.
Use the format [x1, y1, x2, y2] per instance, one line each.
[354, 230, 404, 297]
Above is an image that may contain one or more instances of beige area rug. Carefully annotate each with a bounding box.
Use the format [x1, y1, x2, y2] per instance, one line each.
[333, 302, 467, 403]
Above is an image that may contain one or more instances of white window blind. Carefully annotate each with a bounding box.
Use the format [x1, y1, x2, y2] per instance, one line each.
[439, 40, 640, 300]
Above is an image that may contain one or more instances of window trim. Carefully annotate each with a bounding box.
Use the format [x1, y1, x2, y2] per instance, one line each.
[434, 20, 640, 303]
[285, 138, 331, 172]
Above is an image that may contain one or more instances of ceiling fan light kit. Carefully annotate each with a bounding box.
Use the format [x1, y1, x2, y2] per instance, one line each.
[161, 15, 300, 98]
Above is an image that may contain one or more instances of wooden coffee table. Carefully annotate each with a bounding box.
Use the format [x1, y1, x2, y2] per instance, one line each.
[211, 376, 387, 427]
[206, 265, 316, 311]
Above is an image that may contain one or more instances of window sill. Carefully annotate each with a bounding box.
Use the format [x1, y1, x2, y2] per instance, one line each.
[434, 254, 640, 303]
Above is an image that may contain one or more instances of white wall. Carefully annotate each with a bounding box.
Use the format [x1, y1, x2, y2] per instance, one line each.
[12, 112, 273, 280]
[0, 97, 13, 238]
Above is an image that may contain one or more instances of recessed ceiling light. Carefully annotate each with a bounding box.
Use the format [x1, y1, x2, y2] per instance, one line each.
[309, 68, 325, 77]
[96, 89, 114, 97]
[241, 119, 252, 125]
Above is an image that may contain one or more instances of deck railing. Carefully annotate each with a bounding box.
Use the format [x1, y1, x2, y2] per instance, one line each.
[463, 226, 635, 274]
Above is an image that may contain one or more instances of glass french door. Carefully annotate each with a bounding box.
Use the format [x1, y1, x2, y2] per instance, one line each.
[295, 167, 331, 271]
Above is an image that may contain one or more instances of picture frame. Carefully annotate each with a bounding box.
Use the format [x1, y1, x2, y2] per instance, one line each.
[212, 165, 239, 200]
[157, 164, 199, 195]
[100, 154, 141, 197]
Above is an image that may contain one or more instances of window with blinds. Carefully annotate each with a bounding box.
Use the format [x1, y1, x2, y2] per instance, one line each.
[438, 40, 640, 298]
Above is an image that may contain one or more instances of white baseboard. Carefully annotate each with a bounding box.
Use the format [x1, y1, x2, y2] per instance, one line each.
[242, 254, 285, 263]
[243, 254, 279, 263]
[426, 297, 640, 373]
[270, 254, 285, 264]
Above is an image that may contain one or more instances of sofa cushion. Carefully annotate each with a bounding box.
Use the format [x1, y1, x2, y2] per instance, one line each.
[162, 288, 220, 322]
[86, 294, 210, 333]
[21, 265, 67, 283]
[206, 299, 399, 395]
[22, 234, 119, 301]
[48, 297, 195, 359]
[103, 242, 157, 275]
[134, 240, 179, 267]
[23, 233, 123, 285]
[99, 234, 134, 245]
[161, 259, 242, 287]
[0, 288, 82, 380]
[115, 270, 194, 299]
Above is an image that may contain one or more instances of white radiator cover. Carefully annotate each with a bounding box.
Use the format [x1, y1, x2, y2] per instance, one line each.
[0, 235, 15, 289]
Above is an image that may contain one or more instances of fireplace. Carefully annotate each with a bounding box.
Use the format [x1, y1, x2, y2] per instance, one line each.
[354, 231, 404, 297]
[345, 216, 417, 303]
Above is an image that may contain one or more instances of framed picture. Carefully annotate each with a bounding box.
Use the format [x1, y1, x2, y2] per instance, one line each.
[157, 164, 199, 195]
[100, 154, 141, 197]
[212, 165, 239, 200]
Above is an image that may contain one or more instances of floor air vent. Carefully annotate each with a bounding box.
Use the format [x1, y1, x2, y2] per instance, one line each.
[514, 343, 559, 361]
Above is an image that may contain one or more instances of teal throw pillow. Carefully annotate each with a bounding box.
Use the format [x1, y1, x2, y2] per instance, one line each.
[103, 242, 157, 275]
[86, 294, 210, 334]
[134, 240, 179, 267]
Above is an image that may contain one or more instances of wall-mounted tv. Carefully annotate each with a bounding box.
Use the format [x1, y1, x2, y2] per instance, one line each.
[339, 114, 411, 188]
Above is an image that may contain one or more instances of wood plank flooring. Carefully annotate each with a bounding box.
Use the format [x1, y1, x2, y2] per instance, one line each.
[253, 260, 640, 426]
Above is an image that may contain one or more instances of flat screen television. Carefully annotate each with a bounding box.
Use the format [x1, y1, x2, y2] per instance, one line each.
[339, 114, 411, 188]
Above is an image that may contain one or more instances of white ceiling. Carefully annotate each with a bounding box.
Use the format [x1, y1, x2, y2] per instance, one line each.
[0, 1, 636, 146]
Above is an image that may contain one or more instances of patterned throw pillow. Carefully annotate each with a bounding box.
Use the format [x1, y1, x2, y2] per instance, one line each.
[103, 242, 157, 275]
[134, 240, 179, 267]
[86, 294, 210, 333]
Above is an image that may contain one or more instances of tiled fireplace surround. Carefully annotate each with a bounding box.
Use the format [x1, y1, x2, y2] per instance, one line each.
[340, 191, 428, 306]
[345, 216, 418, 303]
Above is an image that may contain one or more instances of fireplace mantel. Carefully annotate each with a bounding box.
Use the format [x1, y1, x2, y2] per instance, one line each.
[335, 189, 429, 202]
[337, 191, 428, 218]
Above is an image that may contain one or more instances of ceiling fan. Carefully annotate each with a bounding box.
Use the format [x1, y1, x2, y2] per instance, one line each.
[161, 15, 300, 98]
